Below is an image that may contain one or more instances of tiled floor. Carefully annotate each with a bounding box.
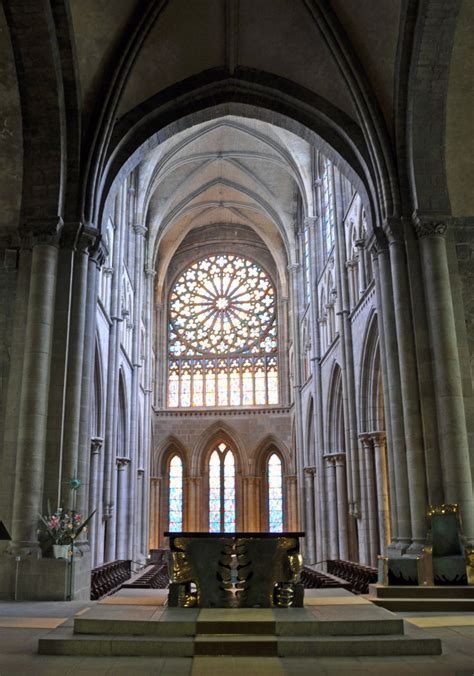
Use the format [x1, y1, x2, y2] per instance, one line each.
[0, 598, 473, 675]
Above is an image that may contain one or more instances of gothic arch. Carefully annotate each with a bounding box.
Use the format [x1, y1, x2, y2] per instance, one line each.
[254, 435, 291, 477]
[359, 310, 384, 433]
[153, 434, 189, 478]
[326, 362, 344, 454]
[91, 334, 104, 438]
[193, 421, 245, 477]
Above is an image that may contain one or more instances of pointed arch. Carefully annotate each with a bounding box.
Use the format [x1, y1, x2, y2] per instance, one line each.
[193, 421, 244, 476]
[359, 310, 384, 433]
[326, 362, 344, 454]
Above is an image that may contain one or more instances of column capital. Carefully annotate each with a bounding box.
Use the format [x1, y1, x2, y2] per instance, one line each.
[412, 211, 449, 239]
[145, 266, 156, 278]
[333, 453, 346, 465]
[21, 217, 64, 248]
[382, 216, 404, 244]
[90, 437, 103, 455]
[90, 234, 109, 268]
[304, 466, 316, 476]
[287, 263, 300, 274]
[369, 431, 387, 447]
[150, 476, 161, 486]
[359, 433, 374, 450]
[133, 224, 147, 237]
[304, 216, 317, 229]
[116, 457, 131, 469]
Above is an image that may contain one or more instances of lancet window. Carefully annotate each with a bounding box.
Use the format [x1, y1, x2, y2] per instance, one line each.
[167, 254, 279, 408]
[209, 442, 236, 532]
[168, 455, 183, 531]
[267, 453, 284, 532]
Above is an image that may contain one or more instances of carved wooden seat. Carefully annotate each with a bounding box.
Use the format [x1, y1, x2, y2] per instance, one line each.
[423, 504, 473, 586]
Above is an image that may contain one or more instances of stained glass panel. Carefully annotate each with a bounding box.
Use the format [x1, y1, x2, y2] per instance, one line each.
[208, 443, 235, 532]
[169, 455, 183, 531]
[168, 255, 279, 407]
[268, 453, 283, 532]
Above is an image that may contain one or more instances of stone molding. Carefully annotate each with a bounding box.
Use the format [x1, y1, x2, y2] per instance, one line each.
[153, 406, 292, 418]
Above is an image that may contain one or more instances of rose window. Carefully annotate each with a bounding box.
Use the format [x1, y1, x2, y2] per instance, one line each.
[168, 254, 278, 408]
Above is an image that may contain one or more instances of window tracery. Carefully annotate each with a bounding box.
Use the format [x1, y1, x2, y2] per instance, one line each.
[209, 442, 236, 532]
[168, 254, 279, 408]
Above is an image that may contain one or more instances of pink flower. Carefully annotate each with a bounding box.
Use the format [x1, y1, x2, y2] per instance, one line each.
[74, 514, 81, 523]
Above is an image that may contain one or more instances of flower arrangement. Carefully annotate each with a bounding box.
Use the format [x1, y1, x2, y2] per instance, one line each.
[38, 505, 96, 546]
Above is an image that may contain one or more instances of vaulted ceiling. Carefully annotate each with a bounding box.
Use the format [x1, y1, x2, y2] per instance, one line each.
[0, 0, 472, 247]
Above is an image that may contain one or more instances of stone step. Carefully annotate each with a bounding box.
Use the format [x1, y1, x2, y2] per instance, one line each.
[369, 584, 474, 599]
[369, 596, 474, 612]
[74, 615, 404, 637]
[39, 627, 441, 658]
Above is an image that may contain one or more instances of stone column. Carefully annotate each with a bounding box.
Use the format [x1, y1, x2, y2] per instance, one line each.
[370, 243, 398, 546]
[115, 458, 131, 559]
[360, 436, 379, 565]
[0, 248, 32, 533]
[149, 477, 161, 549]
[355, 239, 367, 296]
[325, 458, 338, 559]
[388, 220, 428, 549]
[89, 437, 103, 567]
[375, 235, 411, 550]
[303, 468, 316, 562]
[286, 475, 298, 531]
[306, 216, 328, 564]
[415, 215, 474, 542]
[128, 224, 146, 560]
[371, 432, 391, 554]
[288, 263, 305, 535]
[61, 229, 95, 502]
[187, 477, 202, 531]
[243, 476, 259, 531]
[77, 236, 105, 528]
[10, 221, 62, 553]
[334, 455, 349, 560]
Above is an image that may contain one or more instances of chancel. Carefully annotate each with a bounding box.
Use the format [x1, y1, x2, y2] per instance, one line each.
[0, 0, 474, 671]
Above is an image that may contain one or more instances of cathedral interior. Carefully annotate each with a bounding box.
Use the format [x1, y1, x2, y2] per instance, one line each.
[0, 0, 473, 672]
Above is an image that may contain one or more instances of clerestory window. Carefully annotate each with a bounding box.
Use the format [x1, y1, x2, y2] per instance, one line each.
[167, 254, 279, 408]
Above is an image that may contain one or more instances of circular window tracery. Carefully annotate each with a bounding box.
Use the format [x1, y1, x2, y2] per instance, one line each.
[168, 254, 279, 408]
[169, 254, 277, 357]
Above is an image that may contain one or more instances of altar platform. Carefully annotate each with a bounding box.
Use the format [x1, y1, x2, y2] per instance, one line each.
[37, 588, 443, 659]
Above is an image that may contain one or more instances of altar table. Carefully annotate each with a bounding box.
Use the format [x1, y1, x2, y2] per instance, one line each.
[164, 531, 305, 608]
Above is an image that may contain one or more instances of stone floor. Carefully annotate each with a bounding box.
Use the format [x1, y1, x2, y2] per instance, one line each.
[0, 590, 473, 675]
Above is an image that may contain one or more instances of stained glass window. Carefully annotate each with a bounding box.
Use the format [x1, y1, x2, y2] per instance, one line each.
[168, 455, 183, 531]
[208, 442, 236, 532]
[322, 157, 335, 256]
[268, 453, 283, 532]
[168, 254, 278, 408]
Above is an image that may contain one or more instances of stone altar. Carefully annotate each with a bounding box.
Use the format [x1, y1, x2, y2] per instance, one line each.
[165, 531, 304, 608]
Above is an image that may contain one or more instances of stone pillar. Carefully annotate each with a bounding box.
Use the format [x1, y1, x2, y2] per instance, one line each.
[115, 458, 131, 559]
[375, 236, 411, 550]
[334, 455, 349, 560]
[0, 248, 32, 534]
[306, 215, 328, 564]
[77, 237, 105, 529]
[61, 229, 95, 502]
[149, 477, 161, 550]
[243, 476, 259, 531]
[286, 475, 298, 531]
[10, 222, 62, 553]
[325, 458, 338, 559]
[355, 239, 366, 296]
[415, 215, 474, 542]
[187, 477, 202, 532]
[371, 432, 391, 554]
[89, 437, 103, 566]
[370, 243, 398, 547]
[360, 436, 378, 565]
[387, 221, 427, 549]
[303, 468, 316, 563]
